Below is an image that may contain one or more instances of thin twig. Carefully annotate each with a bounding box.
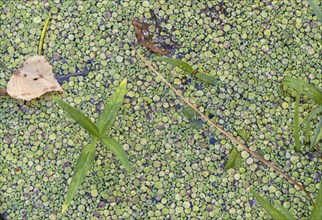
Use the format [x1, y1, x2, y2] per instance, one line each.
[38, 16, 50, 56]
[134, 48, 314, 205]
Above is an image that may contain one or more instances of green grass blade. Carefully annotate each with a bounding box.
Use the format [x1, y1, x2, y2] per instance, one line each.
[307, 0, 322, 22]
[273, 201, 296, 220]
[101, 137, 131, 172]
[62, 143, 96, 214]
[38, 16, 50, 55]
[195, 73, 218, 85]
[96, 79, 127, 136]
[310, 180, 322, 220]
[154, 56, 194, 74]
[54, 98, 101, 138]
[304, 106, 322, 143]
[294, 93, 301, 151]
[283, 78, 322, 105]
[309, 117, 322, 151]
[250, 190, 289, 220]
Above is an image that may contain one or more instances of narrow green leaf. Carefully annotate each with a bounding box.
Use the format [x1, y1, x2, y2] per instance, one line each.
[224, 148, 242, 171]
[54, 98, 101, 138]
[101, 137, 131, 172]
[96, 79, 127, 136]
[155, 56, 194, 74]
[62, 143, 96, 213]
[310, 180, 322, 220]
[309, 117, 322, 151]
[307, 0, 322, 23]
[250, 190, 289, 220]
[273, 201, 296, 220]
[195, 73, 218, 85]
[294, 93, 301, 151]
[304, 106, 322, 143]
[283, 78, 322, 105]
[182, 106, 197, 119]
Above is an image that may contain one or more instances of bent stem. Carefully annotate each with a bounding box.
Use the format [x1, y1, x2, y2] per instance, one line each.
[134, 48, 313, 205]
[38, 16, 50, 56]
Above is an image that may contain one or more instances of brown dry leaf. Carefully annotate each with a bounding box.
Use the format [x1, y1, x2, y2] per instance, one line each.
[132, 18, 171, 55]
[6, 55, 63, 101]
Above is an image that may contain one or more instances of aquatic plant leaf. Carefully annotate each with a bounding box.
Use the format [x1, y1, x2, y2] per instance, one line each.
[309, 117, 322, 151]
[182, 105, 197, 119]
[294, 93, 301, 151]
[154, 56, 194, 74]
[96, 79, 127, 136]
[54, 98, 101, 138]
[195, 73, 218, 85]
[307, 0, 322, 23]
[236, 128, 250, 143]
[224, 148, 242, 171]
[101, 137, 131, 172]
[250, 190, 289, 220]
[310, 180, 322, 220]
[7, 56, 63, 101]
[62, 143, 96, 213]
[273, 201, 296, 220]
[283, 78, 322, 105]
[304, 106, 322, 143]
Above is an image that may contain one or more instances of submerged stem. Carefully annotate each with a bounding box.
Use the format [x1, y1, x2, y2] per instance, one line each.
[134, 48, 313, 205]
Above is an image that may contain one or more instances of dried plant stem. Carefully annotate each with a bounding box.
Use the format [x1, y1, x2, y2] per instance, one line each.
[134, 49, 313, 205]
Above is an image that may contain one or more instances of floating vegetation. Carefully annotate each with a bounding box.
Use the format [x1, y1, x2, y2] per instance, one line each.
[283, 78, 322, 151]
[251, 179, 322, 220]
[54, 79, 130, 213]
[155, 56, 218, 85]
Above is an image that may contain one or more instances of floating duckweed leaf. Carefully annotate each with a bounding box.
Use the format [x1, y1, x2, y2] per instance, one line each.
[6, 56, 63, 101]
[224, 148, 242, 171]
[307, 0, 322, 22]
[283, 78, 322, 105]
[310, 180, 322, 220]
[96, 79, 127, 136]
[195, 73, 218, 85]
[154, 56, 194, 74]
[101, 137, 131, 172]
[62, 143, 96, 214]
[54, 98, 101, 138]
[250, 189, 289, 220]
[309, 117, 322, 151]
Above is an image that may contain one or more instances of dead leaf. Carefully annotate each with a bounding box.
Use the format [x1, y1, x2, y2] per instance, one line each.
[6, 55, 63, 101]
[132, 18, 171, 55]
